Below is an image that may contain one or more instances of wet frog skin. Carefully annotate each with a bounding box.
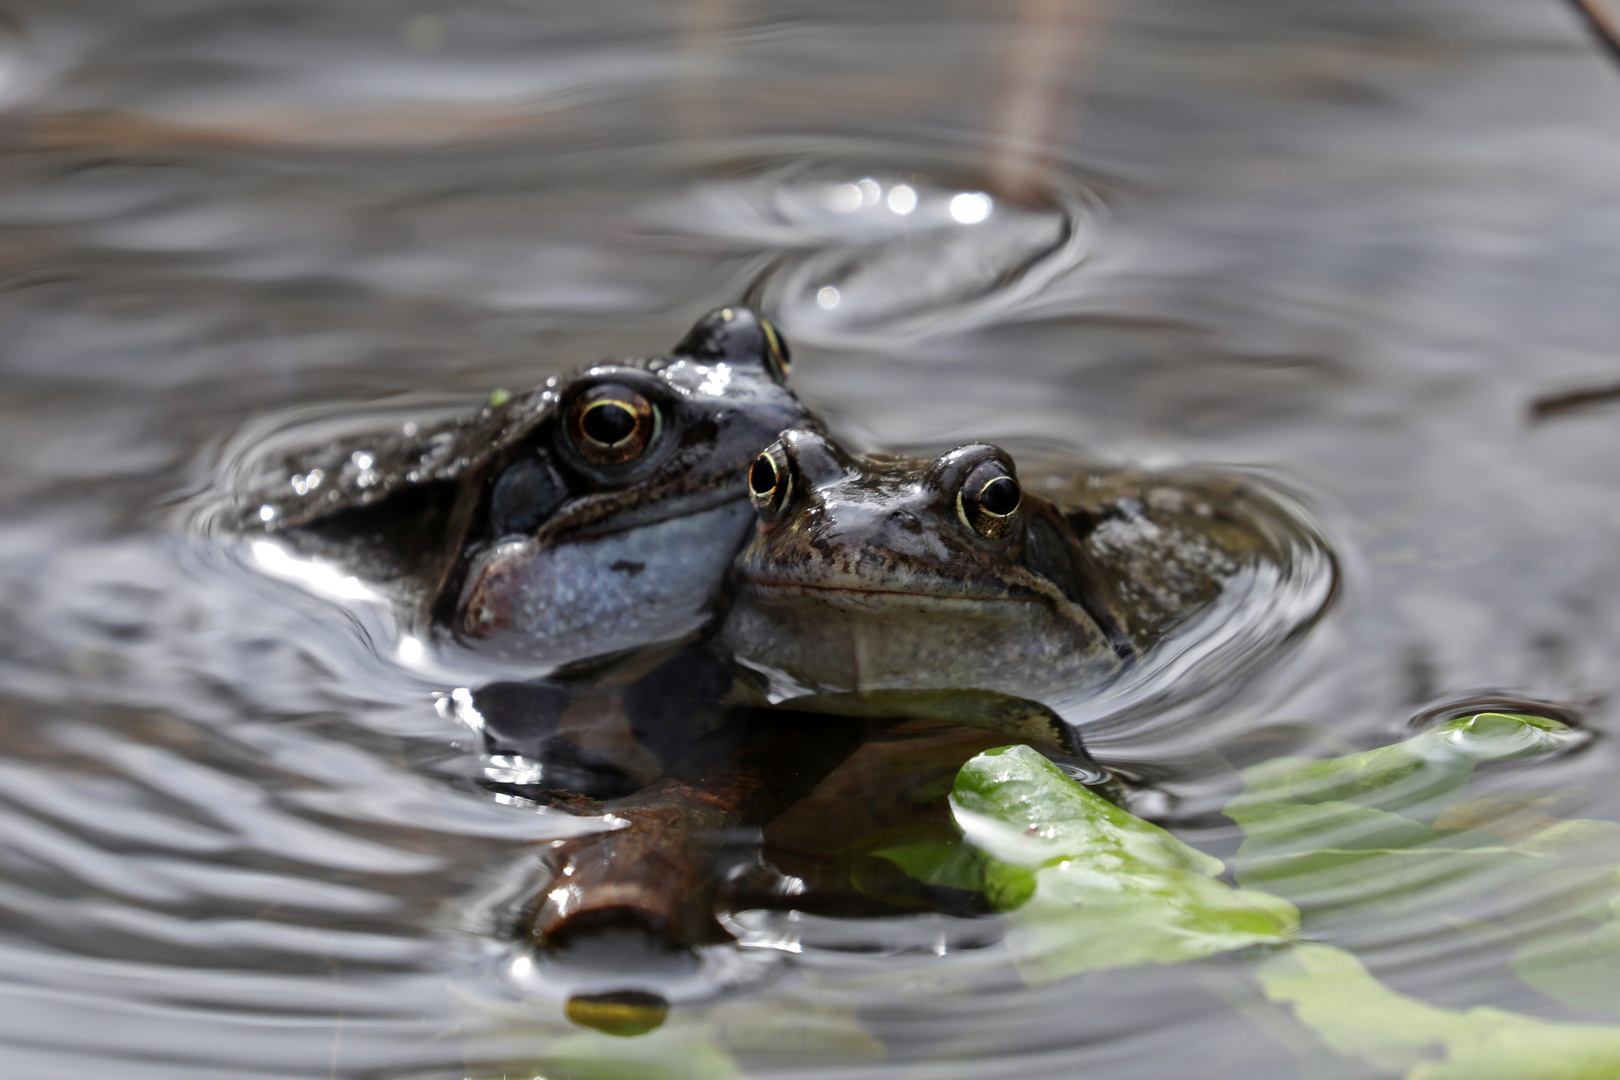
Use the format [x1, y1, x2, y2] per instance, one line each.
[230, 307, 819, 664]
[720, 429, 1323, 714]
[483, 434, 1327, 953]
[719, 429, 1130, 705]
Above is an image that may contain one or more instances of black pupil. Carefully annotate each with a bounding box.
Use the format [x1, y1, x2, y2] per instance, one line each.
[749, 454, 777, 496]
[978, 475, 1019, 515]
[582, 402, 638, 445]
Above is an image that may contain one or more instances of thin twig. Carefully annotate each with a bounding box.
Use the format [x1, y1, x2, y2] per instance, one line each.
[1566, 0, 1620, 66]
[987, 0, 1108, 204]
[675, 0, 739, 141]
[1530, 381, 1620, 421]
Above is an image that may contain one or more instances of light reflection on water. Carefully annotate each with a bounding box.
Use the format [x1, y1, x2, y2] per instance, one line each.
[3, 0, 1620, 1077]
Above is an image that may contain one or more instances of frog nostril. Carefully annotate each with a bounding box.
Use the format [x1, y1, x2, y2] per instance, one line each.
[890, 509, 922, 532]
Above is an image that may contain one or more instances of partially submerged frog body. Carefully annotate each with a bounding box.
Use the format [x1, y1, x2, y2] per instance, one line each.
[720, 430, 1327, 720]
[1031, 463, 1325, 651]
[228, 308, 818, 664]
[719, 430, 1129, 712]
[492, 433, 1320, 954]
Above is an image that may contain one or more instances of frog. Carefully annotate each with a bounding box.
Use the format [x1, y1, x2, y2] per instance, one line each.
[498, 429, 1329, 954]
[225, 307, 819, 667]
[717, 428, 1333, 723]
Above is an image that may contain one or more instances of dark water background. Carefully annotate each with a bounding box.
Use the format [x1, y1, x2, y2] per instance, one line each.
[3, 0, 1620, 1076]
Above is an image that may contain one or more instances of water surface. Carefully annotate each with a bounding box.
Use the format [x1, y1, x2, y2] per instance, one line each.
[4, 0, 1620, 1076]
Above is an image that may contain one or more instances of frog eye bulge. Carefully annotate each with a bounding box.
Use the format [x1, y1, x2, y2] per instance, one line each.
[958, 461, 1021, 539]
[748, 447, 792, 519]
[759, 316, 792, 383]
[567, 385, 659, 466]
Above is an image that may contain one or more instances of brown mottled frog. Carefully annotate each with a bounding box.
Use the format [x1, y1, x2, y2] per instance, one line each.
[719, 428, 1332, 719]
[227, 308, 819, 666]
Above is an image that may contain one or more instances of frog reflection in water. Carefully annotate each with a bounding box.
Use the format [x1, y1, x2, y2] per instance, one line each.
[237, 306, 815, 666]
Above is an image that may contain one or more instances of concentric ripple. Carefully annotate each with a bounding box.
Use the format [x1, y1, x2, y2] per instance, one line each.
[645, 157, 1104, 348]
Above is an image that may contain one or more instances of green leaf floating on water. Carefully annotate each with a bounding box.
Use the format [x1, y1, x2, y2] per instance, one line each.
[937, 717, 1620, 1077]
[949, 744, 1298, 980]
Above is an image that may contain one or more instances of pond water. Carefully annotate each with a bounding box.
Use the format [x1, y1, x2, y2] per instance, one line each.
[4, 0, 1620, 1077]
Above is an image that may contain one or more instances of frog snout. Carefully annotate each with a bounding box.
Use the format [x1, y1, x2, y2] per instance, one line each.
[774, 428, 848, 488]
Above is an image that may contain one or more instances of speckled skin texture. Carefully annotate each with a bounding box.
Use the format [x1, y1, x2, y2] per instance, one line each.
[720, 430, 1124, 702]
[721, 432, 1335, 719]
[461, 500, 756, 663]
[235, 308, 819, 659]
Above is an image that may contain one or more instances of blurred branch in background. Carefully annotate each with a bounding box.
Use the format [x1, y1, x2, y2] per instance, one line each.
[1568, 0, 1620, 65]
[1530, 381, 1620, 421]
[988, 0, 1109, 203]
[678, 0, 741, 142]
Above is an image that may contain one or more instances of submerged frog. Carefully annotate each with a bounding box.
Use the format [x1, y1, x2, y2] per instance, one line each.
[229, 307, 818, 665]
[719, 428, 1331, 716]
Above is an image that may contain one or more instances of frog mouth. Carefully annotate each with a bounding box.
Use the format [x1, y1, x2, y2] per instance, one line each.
[737, 577, 1039, 606]
[536, 482, 749, 543]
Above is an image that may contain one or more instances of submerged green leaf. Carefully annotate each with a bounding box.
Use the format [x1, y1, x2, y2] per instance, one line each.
[866, 838, 986, 895]
[1501, 818, 1620, 1015]
[1258, 943, 1620, 1080]
[918, 725, 1620, 1076]
[1227, 710, 1620, 1063]
[1227, 712, 1585, 918]
[1230, 713, 1580, 830]
[466, 1023, 745, 1080]
[950, 744, 1297, 980]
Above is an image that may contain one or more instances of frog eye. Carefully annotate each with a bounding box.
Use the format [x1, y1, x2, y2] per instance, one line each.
[957, 460, 1021, 539]
[747, 446, 792, 519]
[672, 306, 792, 385]
[759, 316, 792, 383]
[567, 384, 660, 466]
